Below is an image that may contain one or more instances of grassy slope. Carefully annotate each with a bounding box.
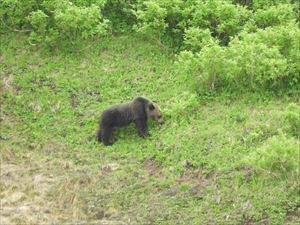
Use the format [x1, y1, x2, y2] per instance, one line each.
[1, 33, 299, 224]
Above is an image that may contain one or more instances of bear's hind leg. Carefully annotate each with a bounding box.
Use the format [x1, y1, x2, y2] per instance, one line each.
[102, 127, 114, 146]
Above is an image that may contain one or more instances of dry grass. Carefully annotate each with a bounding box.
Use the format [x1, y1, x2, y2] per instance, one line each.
[0, 140, 97, 224]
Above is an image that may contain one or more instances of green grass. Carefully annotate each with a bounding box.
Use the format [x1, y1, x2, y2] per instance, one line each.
[1, 33, 299, 224]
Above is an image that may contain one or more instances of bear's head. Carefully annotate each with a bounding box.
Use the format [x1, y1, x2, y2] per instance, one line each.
[147, 101, 164, 124]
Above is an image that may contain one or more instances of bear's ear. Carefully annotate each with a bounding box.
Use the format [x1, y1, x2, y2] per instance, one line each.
[148, 103, 155, 111]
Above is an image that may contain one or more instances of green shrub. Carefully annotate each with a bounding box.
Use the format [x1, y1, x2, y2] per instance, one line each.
[186, 0, 251, 45]
[71, 0, 107, 7]
[245, 135, 299, 178]
[103, 0, 137, 32]
[252, 0, 293, 10]
[191, 43, 226, 90]
[135, 0, 251, 46]
[0, 0, 39, 29]
[28, 10, 48, 34]
[283, 103, 300, 137]
[177, 43, 287, 92]
[28, 0, 109, 45]
[135, 1, 169, 37]
[177, 21, 300, 93]
[135, 0, 299, 93]
[1, 0, 299, 93]
[183, 28, 216, 52]
[134, 0, 192, 47]
[1, 0, 109, 45]
[164, 91, 198, 119]
[237, 23, 300, 88]
[227, 38, 288, 90]
[177, 42, 228, 92]
[253, 4, 295, 28]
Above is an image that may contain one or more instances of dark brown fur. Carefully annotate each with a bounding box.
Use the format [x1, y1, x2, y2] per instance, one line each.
[97, 97, 163, 146]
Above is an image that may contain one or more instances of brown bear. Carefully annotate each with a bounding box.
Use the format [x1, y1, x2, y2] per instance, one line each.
[97, 96, 164, 146]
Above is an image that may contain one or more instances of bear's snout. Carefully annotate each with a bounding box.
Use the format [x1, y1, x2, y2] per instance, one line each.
[157, 116, 164, 124]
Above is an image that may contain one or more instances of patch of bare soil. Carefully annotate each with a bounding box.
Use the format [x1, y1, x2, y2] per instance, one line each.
[144, 157, 163, 177]
[284, 207, 300, 224]
[0, 162, 59, 224]
[0, 143, 127, 225]
[176, 169, 216, 187]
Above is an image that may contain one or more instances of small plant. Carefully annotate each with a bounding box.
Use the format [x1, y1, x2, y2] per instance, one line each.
[283, 103, 300, 137]
[244, 134, 299, 178]
[164, 91, 198, 118]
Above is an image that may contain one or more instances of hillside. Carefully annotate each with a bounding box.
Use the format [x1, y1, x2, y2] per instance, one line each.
[1, 33, 299, 224]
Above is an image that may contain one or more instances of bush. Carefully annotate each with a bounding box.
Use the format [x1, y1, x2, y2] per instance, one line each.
[28, 0, 109, 45]
[283, 103, 300, 137]
[183, 28, 216, 52]
[185, 0, 251, 45]
[135, 1, 170, 38]
[135, 0, 251, 46]
[1, 0, 299, 93]
[177, 42, 228, 92]
[227, 36, 288, 90]
[135, 0, 299, 93]
[252, 0, 293, 10]
[103, 0, 137, 32]
[0, 0, 40, 30]
[236, 23, 300, 88]
[133, 0, 299, 93]
[134, 0, 191, 47]
[1, 0, 109, 45]
[245, 135, 299, 178]
[177, 21, 300, 93]
[164, 91, 198, 118]
[253, 4, 295, 29]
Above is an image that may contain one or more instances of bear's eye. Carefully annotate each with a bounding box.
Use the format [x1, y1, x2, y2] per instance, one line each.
[158, 115, 162, 119]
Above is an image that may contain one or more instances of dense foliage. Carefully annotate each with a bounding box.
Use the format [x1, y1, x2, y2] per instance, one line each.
[1, 0, 109, 45]
[1, 0, 299, 92]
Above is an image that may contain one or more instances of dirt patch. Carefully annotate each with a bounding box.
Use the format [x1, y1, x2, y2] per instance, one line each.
[29, 63, 40, 70]
[0, 146, 16, 162]
[285, 208, 300, 224]
[0, 162, 59, 224]
[176, 169, 216, 186]
[1, 75, 20, 95]
[101, 163, 120, 173]
[144, 157, 162, 177]
[175, 169, 217, 201]
[0, 160, 89, 224]
[42, 141, 66, 155]
[71, 93, 79, 108]
[0, 143, 129, 225]
[240, 166, 255, 180]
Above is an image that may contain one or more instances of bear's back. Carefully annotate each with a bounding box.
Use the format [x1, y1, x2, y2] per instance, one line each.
[101, 102, 133, 127]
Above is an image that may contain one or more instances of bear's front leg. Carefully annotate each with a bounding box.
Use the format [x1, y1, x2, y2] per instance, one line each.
[134, 119, 148, 138]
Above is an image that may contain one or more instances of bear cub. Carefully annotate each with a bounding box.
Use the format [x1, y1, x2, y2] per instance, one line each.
[97, 96, 163, 146]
